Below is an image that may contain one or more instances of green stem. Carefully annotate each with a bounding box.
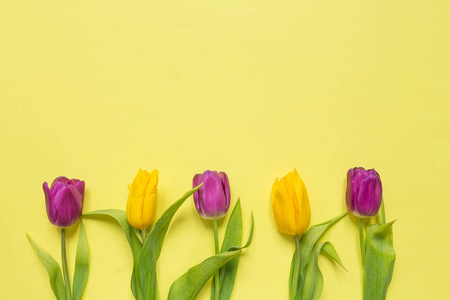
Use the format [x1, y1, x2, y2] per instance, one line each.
[359, 218, 365, 268]
[61, 228, 72, 300]
[140, 228, 152, 300]
[213, 220, 220, 300]
[141, 228, 147, 244]
[290, 235, 301, 299]
[380, 199, 386, 224]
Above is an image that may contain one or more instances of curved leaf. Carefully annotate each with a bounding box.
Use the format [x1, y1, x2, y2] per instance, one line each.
[300, 241, 345, 300]
[321, 242, 346, 271]
[227, 213, 254, 252]
[215, 199, 243, 300]
[83, 209, 143, 299]
[297, 212, 347, 292]
[139, 185, 202, 300]
[171, 213, 254, 300]
[73, 220, 89, 300]
[301, 242, 325, 300]
[363, 221, 396, 300]
[169, 251, 241, 300]
[83, 209, 142, 258]
[27, 233, 66, 300]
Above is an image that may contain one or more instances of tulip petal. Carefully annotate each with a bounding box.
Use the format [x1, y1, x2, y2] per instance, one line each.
[69, 184, 83, 212]
[357, 175, 382, 217]
[294, 174, 311, 235]
[218, 172, 231, 211]
[127, 170, 147, 229]
[54, 186, 82, 227]
[51, 176, 70, 189]
[199, 171, 227, 219]
[271, 179, 281, 230]
[142, 170, 158, 227]
[351, 168, 367, 204]
[274, 175, 297, 235]
[43, 182, 57, 225]
[75, 181, 85, 204]
[51, 181, 67, 198]
[285, 175, 299, 235]
[345, 169, 356, 214]
[193, 173, 203, 211]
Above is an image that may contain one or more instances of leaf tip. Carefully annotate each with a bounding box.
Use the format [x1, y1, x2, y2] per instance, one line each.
[26, 232, 33, 242]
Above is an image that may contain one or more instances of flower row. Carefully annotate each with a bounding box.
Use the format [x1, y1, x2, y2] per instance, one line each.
[29, 167, 394, 300]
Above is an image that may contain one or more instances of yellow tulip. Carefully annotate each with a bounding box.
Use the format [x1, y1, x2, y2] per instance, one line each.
[126, 169, 159, 230]
[271, 168, 311, 236]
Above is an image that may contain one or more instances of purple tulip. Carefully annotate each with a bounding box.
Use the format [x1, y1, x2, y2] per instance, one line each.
[346, 167, 382, 218]
[43, 176, 85, 227]
[193, 170, 230, 220]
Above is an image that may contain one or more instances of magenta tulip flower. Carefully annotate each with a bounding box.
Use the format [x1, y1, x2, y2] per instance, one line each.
[346, 167, 382, 218]
[43, 176, 85, 227]
[193, 170, 230, 220]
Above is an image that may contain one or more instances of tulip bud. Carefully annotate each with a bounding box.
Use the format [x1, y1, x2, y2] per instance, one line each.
[193, 170, 230, 220]
[43, 176, 85, 228]
[126, 169, 159, 230]
[346, 167, 382, 218]
[271, 169, 311, 236]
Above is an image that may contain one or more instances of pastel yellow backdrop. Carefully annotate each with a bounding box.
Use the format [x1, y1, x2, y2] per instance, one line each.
[1, 0, 449, 299]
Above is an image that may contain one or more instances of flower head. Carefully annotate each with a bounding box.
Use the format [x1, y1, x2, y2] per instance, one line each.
[126, 169, 159, 229]
[193, 170, 230, 220]
[346, 167, 382, 218]
[272, 169, 311, 236]
[43, 176, 85, 227]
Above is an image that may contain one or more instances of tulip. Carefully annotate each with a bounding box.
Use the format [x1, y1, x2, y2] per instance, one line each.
[193, 170, 230, 220]
[346, 167, 382, 218]
[193, 170, 230, 300]
[271, 168, 311, 236]
[126, 169, 159, 230]
[43, 176, 85, 228]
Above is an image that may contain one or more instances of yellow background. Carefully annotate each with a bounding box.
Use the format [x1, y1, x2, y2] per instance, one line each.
[1, 0, 449, 299]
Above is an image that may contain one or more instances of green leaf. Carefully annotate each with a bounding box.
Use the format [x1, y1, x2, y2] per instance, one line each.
[83, 209, 143, 299]
[300, 242, 325, 300]
[296, 212, 348, 292]
[170, 213, 254, 300]
[139, 185, 202, 300]
[216, 199, 243, 300]
[169, 251, 242, 300]
[299, 241, 345, 300]
[131, 259, 145, 300]
[289, 252, 296, 299]
[363, 221, 396, 300]
[73, 221, 89, 300]
[83, 209, 142, 259]
[320, 242, 347, 272]
[27, 233, 66, 300]
[228, 212, 254, 251]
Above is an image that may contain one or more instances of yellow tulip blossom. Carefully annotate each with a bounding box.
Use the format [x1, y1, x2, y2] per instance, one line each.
[271, 168, 311, 236]
[126, 169, 159, 230]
